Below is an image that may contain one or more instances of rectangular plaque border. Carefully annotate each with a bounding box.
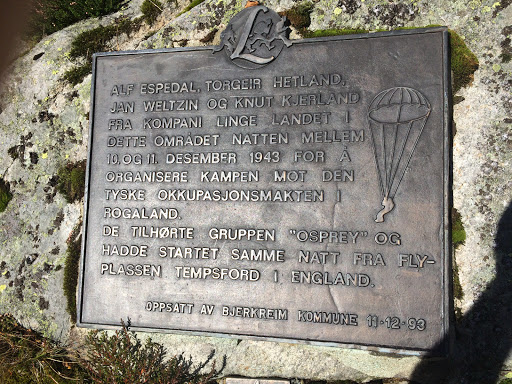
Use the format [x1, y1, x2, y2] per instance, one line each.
[443, 27, 454, 357]
[77, 27, 452, 356]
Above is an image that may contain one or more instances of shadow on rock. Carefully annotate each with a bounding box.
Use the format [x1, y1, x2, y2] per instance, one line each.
[410, 200, 512, 383]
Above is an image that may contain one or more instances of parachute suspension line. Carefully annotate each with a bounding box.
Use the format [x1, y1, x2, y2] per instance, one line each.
[373, 121, 395, 223]
[386, 88, 405, 196]
[368, 122, 386, 199]
[382, 122, 388, 198]
[373, 89, 389, 109]
[388, 87, 401, 106]
[387, 91, 403, 197]
[368, 87, 391, 199]
[388, 123, 399, 196]
[390, 114, 430, 199]
[387, 97, 405, 198]
[388, 120, 413, 199]
[396, 89, 404, 123]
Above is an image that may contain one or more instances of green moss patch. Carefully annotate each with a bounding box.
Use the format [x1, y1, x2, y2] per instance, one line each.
[302, 28, 369, 38]
[281, 1, 314, 33]
[63, 223, 82, 323]
[449, 30, 479, 93]
[62, 63, 93, 86]
[69, 18, 142, 62]
[63, 17, 143, 85]
[452, 208, 466, 249]
[57, 160, 86, 203]
[141, 0, 163, 25]
[0, 178, 12, 213]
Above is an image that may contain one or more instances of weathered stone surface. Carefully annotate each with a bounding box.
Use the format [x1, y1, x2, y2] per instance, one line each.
[0, 0, 511, 382]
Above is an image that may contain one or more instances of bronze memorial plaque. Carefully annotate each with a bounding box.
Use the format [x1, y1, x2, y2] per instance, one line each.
[78, 6, 451, 354]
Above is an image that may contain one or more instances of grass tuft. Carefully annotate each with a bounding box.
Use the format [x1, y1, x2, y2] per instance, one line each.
[83, 319, 223, 383]
[28, 0, 128, 41]
[0, 315, 223, 383]
[0, 314, 86, 383]
[141, 0, 163, 25]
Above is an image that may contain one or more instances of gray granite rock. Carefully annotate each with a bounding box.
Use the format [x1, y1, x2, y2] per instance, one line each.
[0, 0, 511, 382]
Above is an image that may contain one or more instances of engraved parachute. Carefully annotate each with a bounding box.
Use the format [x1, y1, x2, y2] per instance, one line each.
[367, 87, 431, 222]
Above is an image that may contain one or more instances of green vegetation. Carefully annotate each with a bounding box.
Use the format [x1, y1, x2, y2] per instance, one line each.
[281, 2, 314, 33]
[63, 222, 82, 323]
[69, 17, 142, 62]
[449, 30, 479, 93]
[29, 0, 128, 40]
[141, 0, 163, 25]
[452, 208, 465, 316]
[63, 17, 143, 85]
[0, 315, 222, 383]
[0, 178, 12, 213]
[452, 208, 466, 249]
[63, 64, 93, 86]
[178, 0, 207, 16]
[0, 314, 85, 383]
[84, 320, 221, 383]
[302, 28, 369, 38]
[57, 160, 86, 203]
[499, 379, 512, 384]
[452, 256, 463, 303]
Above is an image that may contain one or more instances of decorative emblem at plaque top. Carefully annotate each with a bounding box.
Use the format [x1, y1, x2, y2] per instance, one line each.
[213, 3, 292, 69]
[367, 87, 431, 222]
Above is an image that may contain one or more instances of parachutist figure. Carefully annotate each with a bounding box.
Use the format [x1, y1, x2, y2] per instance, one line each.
[368, 87, 431, 222]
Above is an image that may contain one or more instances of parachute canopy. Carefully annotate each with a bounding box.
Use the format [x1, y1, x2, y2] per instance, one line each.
[369, 87, 430, 124]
